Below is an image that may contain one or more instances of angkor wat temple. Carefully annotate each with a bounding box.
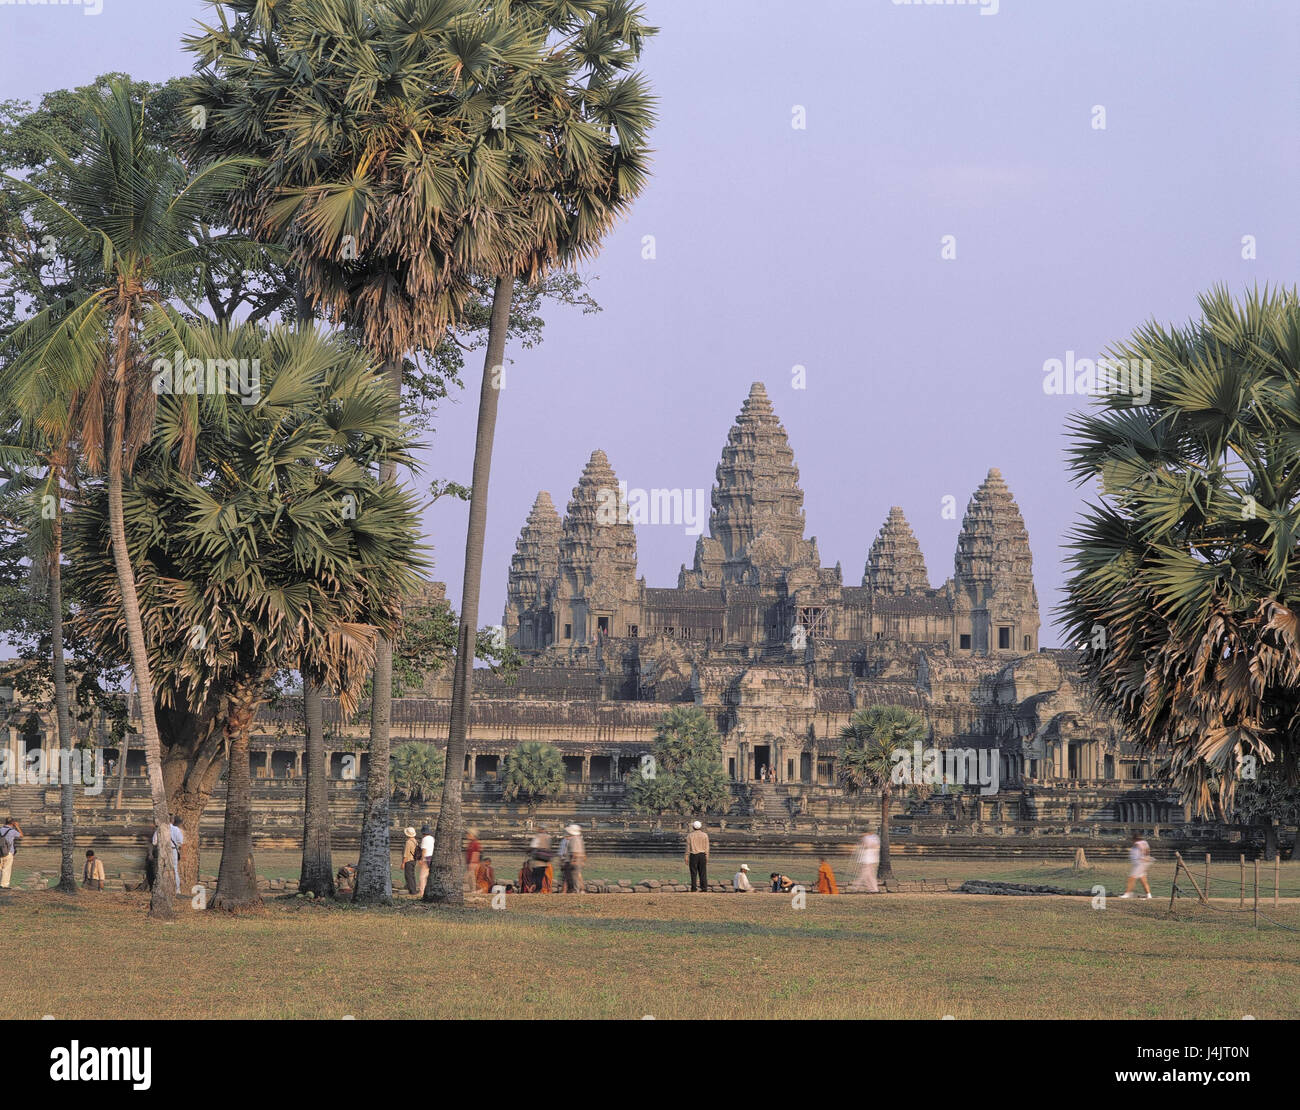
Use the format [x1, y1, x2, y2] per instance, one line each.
[480, 381, 1165, 819]
[2, 383, 1191, 846]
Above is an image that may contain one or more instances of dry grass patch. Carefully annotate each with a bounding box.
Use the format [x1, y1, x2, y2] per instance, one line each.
[0, 885, 1295, 1020]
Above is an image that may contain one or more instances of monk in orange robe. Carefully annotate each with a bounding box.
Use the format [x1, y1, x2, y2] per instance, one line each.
[815, 857, 839, 894]
[541, 862, 554, 893]
[475, 858, 495, 893]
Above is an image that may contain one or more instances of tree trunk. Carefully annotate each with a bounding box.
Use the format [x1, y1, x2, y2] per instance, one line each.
[428, 275, 514, 904]
[49, 477, 77, 895]
[170, 788, 210, 894]
[299, 679, 335, 897]
[106, 389, 175, 918]
[354, 355, 404, 904]
[114, 727, 129, 809]
[211, 688, 262, 912]
[878, 784, 893, 879]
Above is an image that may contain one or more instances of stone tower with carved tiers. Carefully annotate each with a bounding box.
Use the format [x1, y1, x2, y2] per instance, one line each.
[864, 507, 931, 595]
[682, 381, 821, 588]
[503, 491, 562, 649]
[554, 450, 642, 647]
[950, 468, 1039, 655]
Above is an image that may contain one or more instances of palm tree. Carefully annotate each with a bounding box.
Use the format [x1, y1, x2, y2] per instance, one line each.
[838, 705, 928, 880]
[184, 0, 541, 903]
[298, 678, 334, 898]
[68, 322, 426, 910]
[426, 0, 658, 905]
[391, 742, 446, 805]
[2, 82, 255, 916]
[501, 741, 565, 818]
[1060, 286, 1300, 814]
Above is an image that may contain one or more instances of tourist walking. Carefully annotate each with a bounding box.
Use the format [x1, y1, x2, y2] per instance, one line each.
[83, 849, 105, 891]
[464, 827, 483, 893]
[733, 863, 754, 892]
[415, 825, 435, 897]
[559, 824, 586, 893]
[402, 827, 419, 895]
[528, 829, 553, 893]
[1120, 832, 1153, 899]
[150, 816, 183, 893]
[851, 832, 880, 893]
[0, 817, 22, 888]
[685, 820, 709, 891]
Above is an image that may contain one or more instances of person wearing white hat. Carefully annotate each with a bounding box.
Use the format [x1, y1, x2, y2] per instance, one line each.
[685, 819, 710, 891]
[558, 823, 586, 893]
[733, 863, 754, 892]
[401, 827, 419, 894]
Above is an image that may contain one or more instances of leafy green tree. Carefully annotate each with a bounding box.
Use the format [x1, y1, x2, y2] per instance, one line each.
[838, 705, 928, 879]
[68, 322, 424, 910]
[1, 81, 256, 917]
[1059, 287, 1300, 817]
[391, 742, 446, 805]
[628, 707, 732, 817]
[501, 741, 565, 816]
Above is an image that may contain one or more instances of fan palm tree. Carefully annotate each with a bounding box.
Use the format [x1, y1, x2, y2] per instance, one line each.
[838, 705, 928, 880]
[501, 741, 565, 818]
[426, 0, 657, 905]
[1, 81, 256, 916]
[68, 321, 426, 910]
[391, 741, 446, 805]
[1060, 286, 1300, 814]
[184, 0, 543, 903]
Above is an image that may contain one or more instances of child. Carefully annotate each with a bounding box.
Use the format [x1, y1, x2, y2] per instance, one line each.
[83, 849, 106, 891]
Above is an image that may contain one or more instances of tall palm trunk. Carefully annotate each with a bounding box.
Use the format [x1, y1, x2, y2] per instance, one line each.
[427, 274, 514, 904]
[49, 469, 77, 894]
[878, 783, 893, 879]
[106, 364, 175, 918]
[212, 684, 262, 912]
[355, 357, 403, 903]
[298, 678, 334, 897]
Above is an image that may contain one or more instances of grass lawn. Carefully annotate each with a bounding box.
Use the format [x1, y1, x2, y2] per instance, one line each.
[2, 856, 1296, 1020]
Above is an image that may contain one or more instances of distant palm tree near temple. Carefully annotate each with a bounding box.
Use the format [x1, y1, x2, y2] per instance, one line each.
[1059, 286, 1300, 816]
[501, 742, 565, 818]
[427, 0, 658, 906]
[392, 742, 446, 806]
[838, 706, 928, 880]
[2, 82, 254, 918]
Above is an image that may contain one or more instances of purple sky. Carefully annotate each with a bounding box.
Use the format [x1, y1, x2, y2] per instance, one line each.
[3, 0, 1297, 647]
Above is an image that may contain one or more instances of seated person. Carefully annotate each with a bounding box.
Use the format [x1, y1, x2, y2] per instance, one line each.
[475, 857, 495, 893]
[733, 864, 754, 891]
[770, 872, 796, 893]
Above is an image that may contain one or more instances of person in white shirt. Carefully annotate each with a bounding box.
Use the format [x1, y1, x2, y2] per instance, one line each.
[415, 825, 435, 897]
[851, 832, 881, 893]
[150, 818, 183, 893]
[733, 863, 754, 892]
[1120, 833, 1153, 899]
